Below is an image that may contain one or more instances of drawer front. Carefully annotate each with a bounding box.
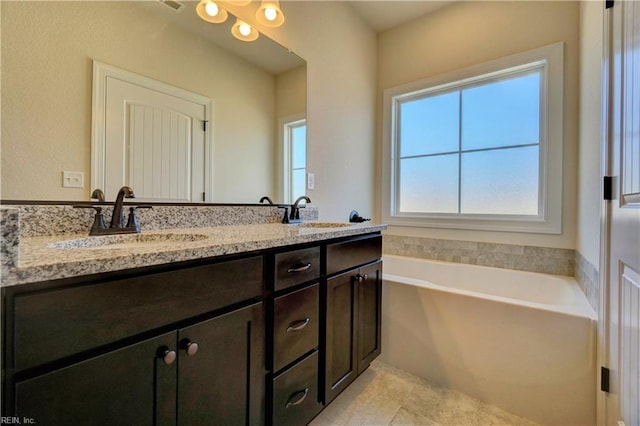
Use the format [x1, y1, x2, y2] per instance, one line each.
[13, 256, 264, 372]
[274, 284, 319, 372]
[326, 234, 382, 276]
[274, 246, 320, 291]
[273, 351, 322, 426]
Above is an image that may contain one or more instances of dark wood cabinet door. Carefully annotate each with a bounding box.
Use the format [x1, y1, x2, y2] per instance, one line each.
[14, 331, 177, 426]
[177, 302, 265, 426]
[324, 271, 358, 404]
[357, 261, 382, 375]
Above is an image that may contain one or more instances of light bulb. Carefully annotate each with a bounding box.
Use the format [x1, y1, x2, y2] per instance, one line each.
[204, 2, 219, 16]
[264, 7, 277, 21]
[239, 23, 252, 36]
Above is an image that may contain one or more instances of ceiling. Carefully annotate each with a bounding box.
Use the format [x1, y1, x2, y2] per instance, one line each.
[348, 1, 454, 32]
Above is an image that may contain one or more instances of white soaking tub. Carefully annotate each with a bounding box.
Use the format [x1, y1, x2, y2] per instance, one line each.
[380, 254, 597, 426]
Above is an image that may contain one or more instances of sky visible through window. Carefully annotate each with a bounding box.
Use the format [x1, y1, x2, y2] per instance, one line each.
[291, 124, 307, 199]
[397, 71, 541, 216]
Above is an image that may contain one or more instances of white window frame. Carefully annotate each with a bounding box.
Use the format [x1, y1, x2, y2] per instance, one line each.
[280, 114, 306, 204]
[382, 42, 564, 234]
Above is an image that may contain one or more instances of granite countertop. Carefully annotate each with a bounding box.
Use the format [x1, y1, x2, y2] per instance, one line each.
[2, 222, 386, 287]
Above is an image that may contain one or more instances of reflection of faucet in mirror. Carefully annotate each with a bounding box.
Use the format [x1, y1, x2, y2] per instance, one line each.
[289, 196, 311, 223]
[91, 189, 105, 202]
[259, 196, 274, 205]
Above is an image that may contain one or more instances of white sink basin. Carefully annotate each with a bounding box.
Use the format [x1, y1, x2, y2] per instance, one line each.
[297, 222, 352, 228]
[49, 233, 209, 250]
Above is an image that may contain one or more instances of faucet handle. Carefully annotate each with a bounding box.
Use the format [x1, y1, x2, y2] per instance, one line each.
[278, 206, 291, 224]
[126, 205, 152, 233]
[74, 205, 108, 234]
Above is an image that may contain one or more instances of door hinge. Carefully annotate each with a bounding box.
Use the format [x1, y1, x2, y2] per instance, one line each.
[202, 192, 206, 202]
[601, 366, 610, 392]
[605, 0, 614, 9]
[202, 120, 208, 132]
[604, 176, 613, 200]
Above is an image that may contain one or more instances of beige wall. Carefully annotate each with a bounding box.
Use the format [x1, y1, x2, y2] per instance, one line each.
[577, 1, 603, 268]
[377, 1, 580, 248]
[227, 1, 378, 221]
[1, 1, 276, 203]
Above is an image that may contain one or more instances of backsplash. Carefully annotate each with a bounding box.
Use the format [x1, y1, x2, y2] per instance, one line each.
[2, 203, 319, 238]
[383, 235, 575, 276]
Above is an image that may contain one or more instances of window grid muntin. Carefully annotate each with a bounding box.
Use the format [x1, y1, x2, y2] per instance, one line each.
[393, 63, 545, 218]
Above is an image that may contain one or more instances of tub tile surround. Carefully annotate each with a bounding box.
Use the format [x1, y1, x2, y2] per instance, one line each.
[383, 235, 575, 276]
[383, 234, 601, 313]
[575, 251, 600, 313]
[310, 361, 539, 426]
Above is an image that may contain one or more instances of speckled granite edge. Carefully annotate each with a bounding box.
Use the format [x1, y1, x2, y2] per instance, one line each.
[575, 251, 599, 314]
[382, 234, 575, 276]
[1, 208, 20, 269]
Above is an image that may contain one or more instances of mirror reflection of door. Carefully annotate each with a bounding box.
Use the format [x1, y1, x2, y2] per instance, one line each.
[93, 62, 212, 202]
[282, 116, 307, 204]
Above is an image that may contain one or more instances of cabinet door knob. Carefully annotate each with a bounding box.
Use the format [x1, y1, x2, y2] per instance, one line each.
[285, 388, 309, 408]
[287, 263, 312, 273]
[286, 317, 310, 332]
[157, 346, 177, 365]
[180, 339, 199, 356]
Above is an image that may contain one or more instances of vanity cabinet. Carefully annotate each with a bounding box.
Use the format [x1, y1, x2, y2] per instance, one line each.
[270, 246, 323, 426]
[324, 235, 382, 404]
[2, 230, 383, 425]
[13, 303, 264, 426]
[3, 255, 265, 425]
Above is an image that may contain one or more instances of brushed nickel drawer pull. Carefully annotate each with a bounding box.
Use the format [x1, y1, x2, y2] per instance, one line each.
[287, 317, 310, 332]
[285, 388, 309, 408]
[287, 263, 312, 273]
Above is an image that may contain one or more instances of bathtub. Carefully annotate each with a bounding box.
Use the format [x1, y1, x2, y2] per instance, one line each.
[380, 255, 597, 426]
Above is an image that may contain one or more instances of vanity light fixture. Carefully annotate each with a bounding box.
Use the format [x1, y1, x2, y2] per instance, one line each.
[256, 0, 285, 27]
[225, 0, 252, 5]
[196, 0, 228, 24]
[231, 17, 259, 42]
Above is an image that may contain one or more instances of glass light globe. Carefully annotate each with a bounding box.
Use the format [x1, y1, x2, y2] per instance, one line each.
[239, 23, 252, 36]
[264, 7, 277, 21]
[204, 2, 219, 16]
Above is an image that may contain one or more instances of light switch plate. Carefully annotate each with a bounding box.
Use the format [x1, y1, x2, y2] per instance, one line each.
[307, 172, 315, 190]
[62, 171, 84, 188]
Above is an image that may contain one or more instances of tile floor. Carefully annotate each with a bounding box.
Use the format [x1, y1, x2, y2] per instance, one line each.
[309, 361, 539, 426]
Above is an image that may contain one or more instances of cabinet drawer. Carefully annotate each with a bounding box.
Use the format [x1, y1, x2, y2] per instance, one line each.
[274, 284, 318, 372]
[13, 256, 263, 372]
[275, 246, 320, 291]
[326, 234, 382, 276]
[273, 351, 322, 426]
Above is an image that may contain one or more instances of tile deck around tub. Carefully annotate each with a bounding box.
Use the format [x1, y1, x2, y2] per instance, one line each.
[310, 361, 539, 426]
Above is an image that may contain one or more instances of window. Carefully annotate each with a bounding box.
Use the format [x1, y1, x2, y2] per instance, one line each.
[282, 117, 307, 203]
[382, 43, 564, 233]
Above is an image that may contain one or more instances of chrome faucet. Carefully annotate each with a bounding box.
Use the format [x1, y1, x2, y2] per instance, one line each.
[110, 186, 135, 228]
[288, 196, 311, 223]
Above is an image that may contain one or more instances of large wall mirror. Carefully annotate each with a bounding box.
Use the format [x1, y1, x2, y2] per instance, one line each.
[1, 1, 306, 204]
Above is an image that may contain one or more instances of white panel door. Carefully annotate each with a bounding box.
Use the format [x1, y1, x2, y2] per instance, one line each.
[604, 1, 640, 425]
[104, 77, 206, 202]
